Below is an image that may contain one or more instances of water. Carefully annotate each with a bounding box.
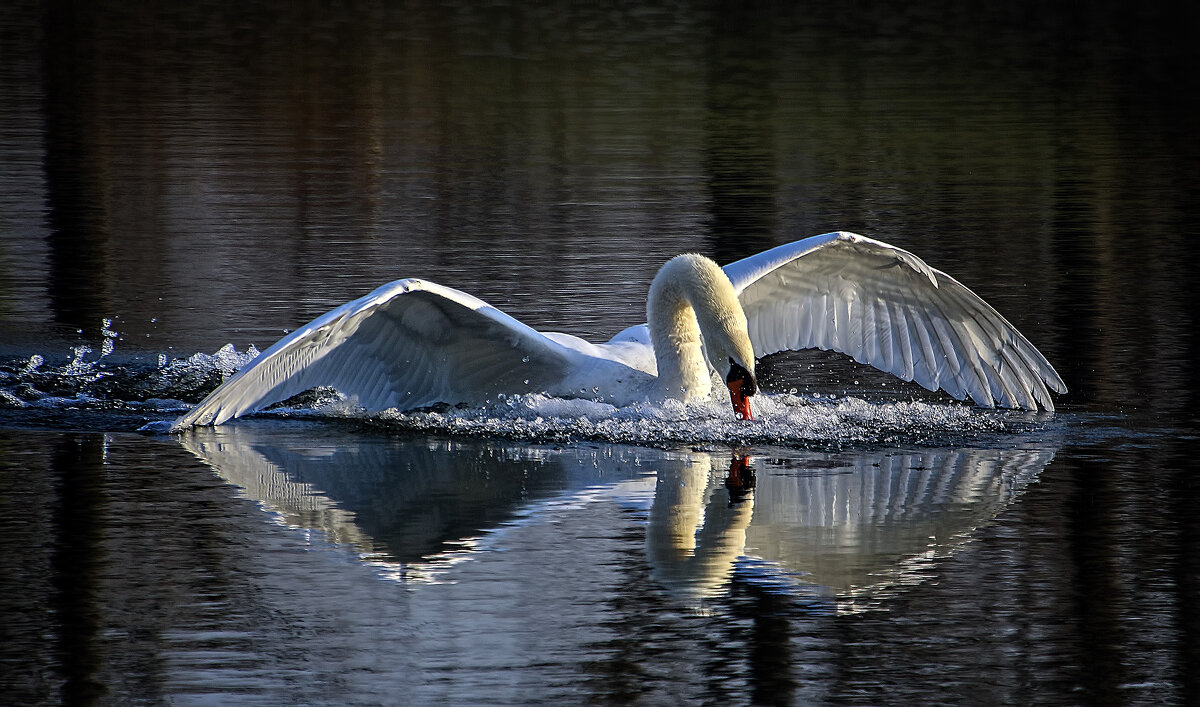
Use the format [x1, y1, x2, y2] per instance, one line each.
[2, 1, 1198, 704]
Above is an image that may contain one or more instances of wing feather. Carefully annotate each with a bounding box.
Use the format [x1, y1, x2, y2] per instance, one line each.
[909, 307, 943, 392]
[723, 232, 1066, 411]
[887, 298, 916, 382]
[172, 279, 577, 430]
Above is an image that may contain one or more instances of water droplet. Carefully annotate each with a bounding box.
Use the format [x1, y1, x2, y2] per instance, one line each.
[522, 356, 531, 363]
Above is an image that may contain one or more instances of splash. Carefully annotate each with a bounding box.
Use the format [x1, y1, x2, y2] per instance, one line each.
[0, 323, 260, 415]
[365, 391, 1010, 448]
[143, 343, 261, 401]
[0, 323, 120, 408]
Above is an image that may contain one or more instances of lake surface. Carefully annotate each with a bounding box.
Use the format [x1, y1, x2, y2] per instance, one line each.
[2, 2, 1198, 704]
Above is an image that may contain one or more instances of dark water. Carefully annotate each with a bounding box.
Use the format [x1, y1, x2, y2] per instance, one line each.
[2, 2, 1198, 704]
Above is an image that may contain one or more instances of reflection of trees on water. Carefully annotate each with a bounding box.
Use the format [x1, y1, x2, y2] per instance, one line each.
[179, 423, 1057, 608]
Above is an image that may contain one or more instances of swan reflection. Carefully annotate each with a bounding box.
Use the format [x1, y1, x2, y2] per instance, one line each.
[646, 453, 755, 604]
[178, 422, 1057, 607]
[740, 445, 1057, 610]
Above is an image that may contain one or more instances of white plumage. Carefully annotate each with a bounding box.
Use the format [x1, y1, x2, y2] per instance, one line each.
[171, 232, 1065, 430]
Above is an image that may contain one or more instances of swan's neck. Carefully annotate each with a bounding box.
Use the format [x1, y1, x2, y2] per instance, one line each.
[646, 253, 749, 401]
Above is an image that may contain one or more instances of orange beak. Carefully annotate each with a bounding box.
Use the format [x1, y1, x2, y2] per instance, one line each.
[728, 378, 754, 421]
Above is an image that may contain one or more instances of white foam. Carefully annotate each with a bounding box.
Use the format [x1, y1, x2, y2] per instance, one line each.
[365, 391, 1007, 447]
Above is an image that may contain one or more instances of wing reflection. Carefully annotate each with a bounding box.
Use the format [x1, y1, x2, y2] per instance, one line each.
[740, 445, 1057, 609]
[641, 443, 1055, 609]
[177, 422, 1057, 607]
[177, 422, 655, 579]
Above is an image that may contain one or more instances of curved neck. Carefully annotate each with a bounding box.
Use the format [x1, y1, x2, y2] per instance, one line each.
[646, 253, 747, 401]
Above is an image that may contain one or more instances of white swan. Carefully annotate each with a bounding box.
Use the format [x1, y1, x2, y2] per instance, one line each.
[171, 231, 1065, 431]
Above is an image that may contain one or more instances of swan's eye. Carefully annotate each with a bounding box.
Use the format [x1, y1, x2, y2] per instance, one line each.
[726, 358, 757, 396]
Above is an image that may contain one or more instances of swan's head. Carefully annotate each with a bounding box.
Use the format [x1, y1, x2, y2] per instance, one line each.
[714, 349, 757, 421]
[704, 316, 757, 420]
[724, 357, 757, 420]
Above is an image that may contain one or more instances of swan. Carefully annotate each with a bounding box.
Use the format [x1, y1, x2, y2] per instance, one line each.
[170, 231, 1065, 431]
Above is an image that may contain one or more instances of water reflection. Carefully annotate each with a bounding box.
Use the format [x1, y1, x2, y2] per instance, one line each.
[646, 453, 756, 605]
[178, 422, 1058, 609]
[743, 445, 1057, 611]
[178, 422, 651, 573]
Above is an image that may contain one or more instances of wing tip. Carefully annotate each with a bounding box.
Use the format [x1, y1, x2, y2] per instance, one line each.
[169, 412, 204, 433]
[169, 403, 227, 432]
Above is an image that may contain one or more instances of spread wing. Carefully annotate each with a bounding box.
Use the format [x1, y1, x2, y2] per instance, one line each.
[722, 232, 1066, 410]
[171, 279, 576, 430]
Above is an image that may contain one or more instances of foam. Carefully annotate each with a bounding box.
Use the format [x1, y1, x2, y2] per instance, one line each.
[365, 390, 1008, 447]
